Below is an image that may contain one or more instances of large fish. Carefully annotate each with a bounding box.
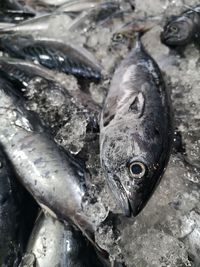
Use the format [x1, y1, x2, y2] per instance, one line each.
[0, 77, 113, 262]
[0, 147, 27, 266]
[0, 34, 102, 80]
[161, 5, 200, 46]
[100, 36, 173, 217]
[20, 212, 104, 267]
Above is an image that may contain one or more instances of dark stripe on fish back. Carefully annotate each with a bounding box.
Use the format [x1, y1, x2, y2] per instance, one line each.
[22, 44, 101, 79]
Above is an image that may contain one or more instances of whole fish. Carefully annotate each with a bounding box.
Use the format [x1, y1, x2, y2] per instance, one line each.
[0, 77, 107, 258]
[161, 5, 200, 46]
[20, 212, 104, 267]
[0, 147, 27, 266]
[0, 34, 102, 80]
[100, 36, 173, 217]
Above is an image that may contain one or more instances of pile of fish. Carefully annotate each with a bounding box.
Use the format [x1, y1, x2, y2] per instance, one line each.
[0, 0, 199, 266]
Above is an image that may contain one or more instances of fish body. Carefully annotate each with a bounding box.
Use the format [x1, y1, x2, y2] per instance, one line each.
[0, 147, 27, 266]
[0, 77, 98, 244]
[57, 0, 101, 13]
[0, 13, 73, 34]
[100, 37, 173, 217]
[0, 35, 101, 79]
[20, 212, 104, 267]
[0, 0, 37, 23]
[68, 1, 120, 31]
[161, 5, 200, 46]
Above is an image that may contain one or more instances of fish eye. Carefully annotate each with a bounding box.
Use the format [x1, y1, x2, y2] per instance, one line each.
[112, 33, 124, 42]
[170, 25, 178, 33]
[129, 161, 146, 179]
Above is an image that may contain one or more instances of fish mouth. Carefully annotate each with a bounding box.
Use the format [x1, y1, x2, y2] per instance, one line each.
[107, 174, 145, 217]
[107, 173, 131, 217]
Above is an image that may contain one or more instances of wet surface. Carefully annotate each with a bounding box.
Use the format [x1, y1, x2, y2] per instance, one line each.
[1, 0, 200, 266]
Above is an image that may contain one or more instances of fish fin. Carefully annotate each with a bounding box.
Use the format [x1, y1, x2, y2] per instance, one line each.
[128, 92, 145, 118]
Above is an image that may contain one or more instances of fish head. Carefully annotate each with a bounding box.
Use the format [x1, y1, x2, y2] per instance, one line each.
[160, 16, 195, 46]
[100, 121, 168, 217]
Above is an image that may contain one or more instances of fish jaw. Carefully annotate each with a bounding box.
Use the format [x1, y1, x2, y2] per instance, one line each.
[106, 172, 146, 217]
[106, 172, 131, 217]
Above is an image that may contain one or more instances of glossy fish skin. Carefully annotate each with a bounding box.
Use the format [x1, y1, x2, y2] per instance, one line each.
[20, 213, 104, 267]
[0, 1, 35, 23]
[161, 6, 200, 46]
[0, 34, 102, 80]
[0, 77, 99, 247]
[0, 147, 26, 266]
[100, 38, 173, 217]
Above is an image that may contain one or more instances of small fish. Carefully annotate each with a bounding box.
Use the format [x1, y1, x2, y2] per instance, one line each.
[161, 5, 200, 46]
[0, 34, 102, 80]
[0, 147, 27, 266]
[19, 212, 104, 267]
[100, 36, 173, 217]
[0, 77, 106, 257]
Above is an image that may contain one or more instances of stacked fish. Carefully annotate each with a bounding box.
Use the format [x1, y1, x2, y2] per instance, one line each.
[2, 0, 194, 266]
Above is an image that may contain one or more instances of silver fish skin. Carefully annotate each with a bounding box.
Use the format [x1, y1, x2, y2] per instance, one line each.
[20, 212, 104, 267]
[0, 146, 26, 267]
[0, 13, 73, 33]
[100, 37, 173, 217]
[0, 77, 97, 244]
[0, 34, 102, 80]
[57, 0, 101, 13]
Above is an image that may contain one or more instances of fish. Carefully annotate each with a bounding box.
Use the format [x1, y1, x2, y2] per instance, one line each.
[0, 13, 73, 34]
[0, 1, 35, 23]
[19, 212, 104, 267]
[68, 1, 120, 32]
[0, 34, 102, 80]
[100, 35, 173, 217]
[0, 77, 107, 258]
[160, 5, 200, 46]
[0, 146, 28, 266]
